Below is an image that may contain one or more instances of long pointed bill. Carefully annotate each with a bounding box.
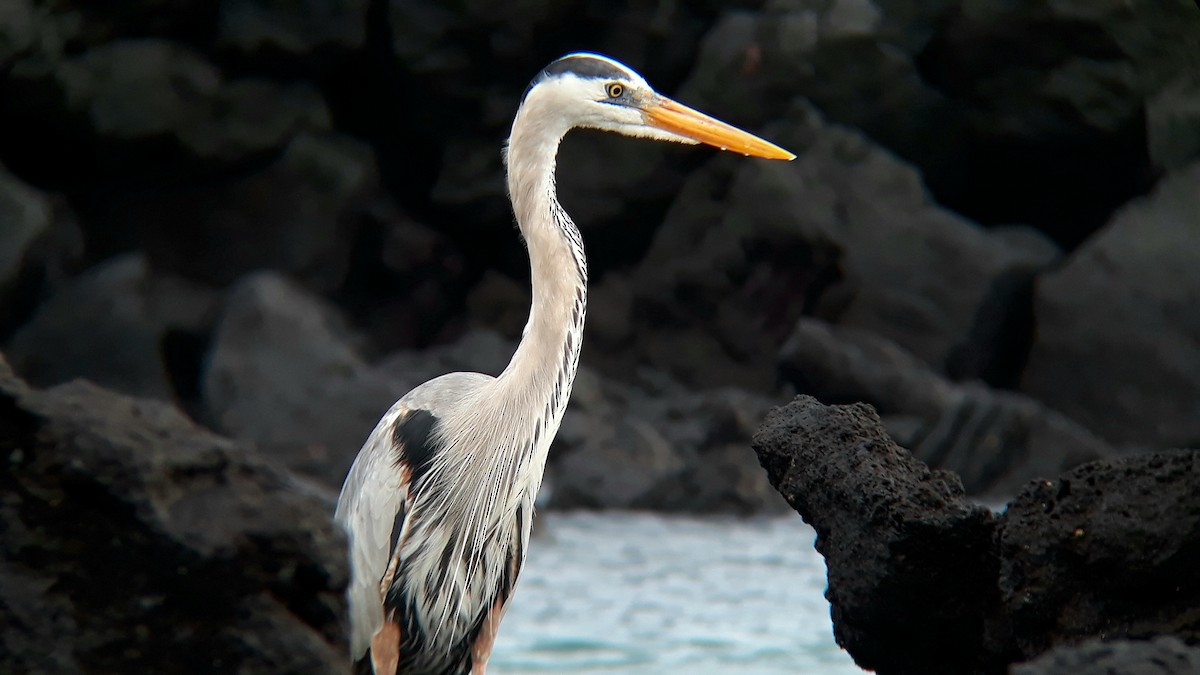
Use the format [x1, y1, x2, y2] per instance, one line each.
[642, 97, 795, 160]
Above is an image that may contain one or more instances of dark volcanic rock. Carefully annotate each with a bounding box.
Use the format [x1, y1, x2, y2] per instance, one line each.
[218, 0, 368, 57]
[21, 38, 331, 166]
[6, 254, 218, 400]
[375, 328, 514, 388]
[552, 372, 784, 513]
[1011, 636, 1200, 675]
[998, 449, 1200, 657]
[127, 132, 376, 290]
[779, 318, 1115, 495]
[683, 0, 1200, 241]
[1021, 163, 1200, 448]
[752, 395, 1000, 674]
[0, 161, 50, 291]
[680, 1, 955, 152]
[1, 36, 365, 289]
[598, 105, 1054, 390]
[0, 355, 348, 674]
[201, 270, 784, 512]
[1148, 75, 1200, 171]
[203, 272, 512, 488]
[200, 271, 780, 513]
[0, 161, 82, 334]
[913, 0, 1200, 239]
[202, 271, 399, 484]
[344, 204, 472, 352]
[754, 394, 1200, 673]
[9, 0, 215, 52]
[0, 0, 35, 70]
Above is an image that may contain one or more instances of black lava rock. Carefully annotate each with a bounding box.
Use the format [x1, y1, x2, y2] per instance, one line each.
[753, 394, 1200, 674]
[1010, 636, 1200, 675]
[0, 355, 348, 674]
[998, 449, 1200, 657]
[753, 395, 1002, 674]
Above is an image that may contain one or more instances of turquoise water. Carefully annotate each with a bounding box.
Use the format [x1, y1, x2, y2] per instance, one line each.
[490, 512, 865, 674]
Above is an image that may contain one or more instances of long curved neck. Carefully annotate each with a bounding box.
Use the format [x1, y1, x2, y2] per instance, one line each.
[496, 106, 587, 436]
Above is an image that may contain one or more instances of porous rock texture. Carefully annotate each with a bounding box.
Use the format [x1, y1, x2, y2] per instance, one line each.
[0, 356, 348, 674]
[754, 395, 1200, 674]
[999, 450, 1200, 656]
[754, 395, 1002, 674]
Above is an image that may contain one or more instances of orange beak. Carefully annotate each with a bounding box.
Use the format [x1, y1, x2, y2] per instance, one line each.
[641, 97, 795, 161]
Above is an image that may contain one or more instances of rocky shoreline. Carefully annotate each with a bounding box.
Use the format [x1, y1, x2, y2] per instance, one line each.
[5, 362, 1197, 673]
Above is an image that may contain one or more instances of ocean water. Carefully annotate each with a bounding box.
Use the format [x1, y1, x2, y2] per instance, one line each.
[490, 512, 864, 674]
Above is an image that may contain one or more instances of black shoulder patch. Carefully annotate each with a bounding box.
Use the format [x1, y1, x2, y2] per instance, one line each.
[393, 408, 439, 484]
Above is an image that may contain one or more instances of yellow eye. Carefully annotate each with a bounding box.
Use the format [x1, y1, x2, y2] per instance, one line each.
[606, 83, 623, 98]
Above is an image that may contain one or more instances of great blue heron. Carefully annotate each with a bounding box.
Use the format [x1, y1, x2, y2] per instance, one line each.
[335, 52, 793, 675]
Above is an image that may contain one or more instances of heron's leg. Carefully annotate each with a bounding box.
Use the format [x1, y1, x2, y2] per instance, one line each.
[370, 620, 401, 675]
[469, 595, 508, 675]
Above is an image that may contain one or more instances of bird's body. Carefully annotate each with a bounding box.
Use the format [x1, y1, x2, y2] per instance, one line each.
[335, 53, 792, 675]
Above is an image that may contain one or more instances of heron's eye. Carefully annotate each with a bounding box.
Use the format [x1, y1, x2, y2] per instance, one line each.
[606, 83, 624, 98]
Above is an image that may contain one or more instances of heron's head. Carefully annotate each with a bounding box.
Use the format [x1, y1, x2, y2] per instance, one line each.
[517, 53, 794, 161]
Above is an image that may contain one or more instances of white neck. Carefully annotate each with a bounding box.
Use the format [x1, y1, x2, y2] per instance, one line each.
[492, 97, 588, 463]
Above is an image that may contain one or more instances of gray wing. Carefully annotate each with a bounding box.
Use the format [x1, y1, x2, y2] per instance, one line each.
[334, 371, 493, 661]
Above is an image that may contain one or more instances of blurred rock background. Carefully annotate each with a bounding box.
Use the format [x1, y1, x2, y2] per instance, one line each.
[3, 0, 1199, 672]
[3, 0, 1198, 511]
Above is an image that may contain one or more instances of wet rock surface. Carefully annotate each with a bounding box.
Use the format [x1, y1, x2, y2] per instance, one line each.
[753, 395, 1200, 674]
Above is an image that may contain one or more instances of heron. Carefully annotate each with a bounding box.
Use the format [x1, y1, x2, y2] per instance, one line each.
[335, 52, 794, 675]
